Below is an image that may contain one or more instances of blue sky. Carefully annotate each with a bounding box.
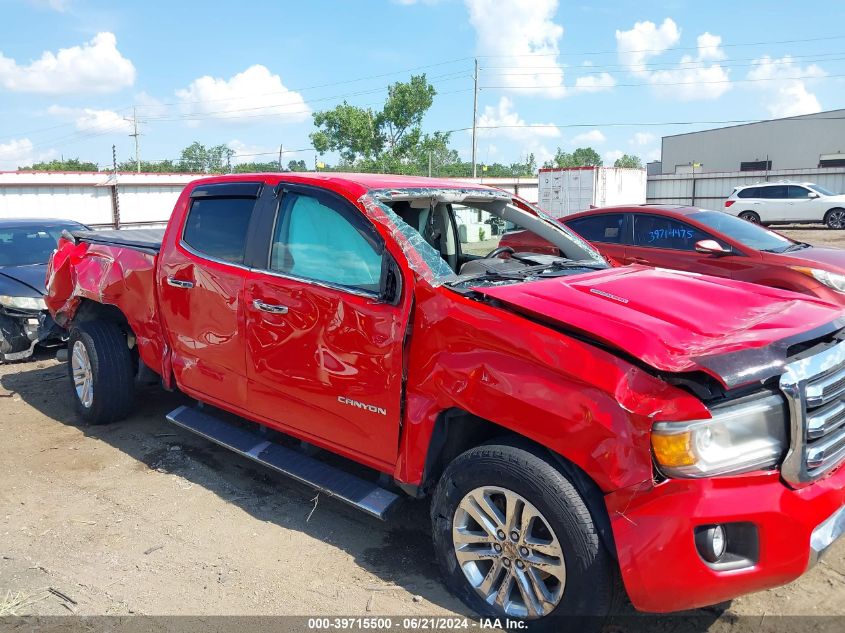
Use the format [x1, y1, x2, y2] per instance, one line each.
[0, 0, 843, 171]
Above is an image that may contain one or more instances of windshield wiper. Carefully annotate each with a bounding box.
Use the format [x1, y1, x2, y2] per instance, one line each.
[781, 242, 811, 253]
[549, 259, 608, 271]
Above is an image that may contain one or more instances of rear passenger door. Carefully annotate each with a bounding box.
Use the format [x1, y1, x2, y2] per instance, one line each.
[761, 185, 790, 222]
[242, 185, 409, 467]
[157, 182, 263, 410]
[563, 213, 626, 264]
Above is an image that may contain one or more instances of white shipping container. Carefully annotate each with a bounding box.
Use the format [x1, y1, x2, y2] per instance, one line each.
[538, 167, 647, 218]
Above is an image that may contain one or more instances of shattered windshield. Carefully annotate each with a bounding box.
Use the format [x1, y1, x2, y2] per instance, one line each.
[360, 188, 608, 288]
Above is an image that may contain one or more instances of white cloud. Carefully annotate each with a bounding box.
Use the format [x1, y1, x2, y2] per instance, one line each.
[27, 0, 71, 11]
[175, 65, 310, 125]
[616, 19, 730, 100]
[571, 129, 606, 145]
[0, 32, 135, 94]
[604, 149, 625, 164]
[615, 18, 680, 73]
[471, 97, 558, 168]
[475, 96, 560, 140]
[630, 132, 656, 146]
[0, 138, 57, 168]
[48, 105, 133, 133]
[228, 139, 276, 165]
[466, 0, 566, 98]
[573, 72, 616, 93]
[746, 55, 825, 118]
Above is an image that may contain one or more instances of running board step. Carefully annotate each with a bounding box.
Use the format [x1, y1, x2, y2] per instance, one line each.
[165, 405, 401, 520]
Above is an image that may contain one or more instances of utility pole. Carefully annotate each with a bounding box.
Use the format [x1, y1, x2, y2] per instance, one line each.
[110, 144, 121, 229]
[125, 107, 141, 172]
[471, 58, 479, 179]
[428, 150, 432, 177]
[278, 144, 284, 171]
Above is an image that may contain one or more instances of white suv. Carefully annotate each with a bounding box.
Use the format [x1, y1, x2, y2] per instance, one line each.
[724, 182, 845, 228]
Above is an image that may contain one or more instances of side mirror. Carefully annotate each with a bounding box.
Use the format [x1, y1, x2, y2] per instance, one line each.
[808, 191, 820, 199]
[695, 239, 731, 256]
[379, 252, 404, 305]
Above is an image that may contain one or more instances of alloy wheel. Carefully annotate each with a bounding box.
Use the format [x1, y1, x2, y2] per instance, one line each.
[71, 340, 94, 408]
[452, 486, 566, 619]
[828, 210, 845, 229]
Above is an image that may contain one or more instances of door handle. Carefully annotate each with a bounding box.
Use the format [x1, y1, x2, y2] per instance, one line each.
[166, 277, 194, 289]
[253, 299, 289, 314]
[631, 257, 651, 265]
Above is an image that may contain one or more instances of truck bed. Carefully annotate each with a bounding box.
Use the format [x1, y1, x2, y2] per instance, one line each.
[69, 229, 165, 252]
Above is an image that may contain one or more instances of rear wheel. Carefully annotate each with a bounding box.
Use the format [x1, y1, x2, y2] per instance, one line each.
[431, 443, 614, 630]
[67, 321, 134, 424]
[738, 211, 761, 224]
[825, 208, 845, 229]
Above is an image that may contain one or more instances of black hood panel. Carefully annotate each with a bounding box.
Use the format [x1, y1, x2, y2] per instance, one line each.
[0, 264, 48, 297]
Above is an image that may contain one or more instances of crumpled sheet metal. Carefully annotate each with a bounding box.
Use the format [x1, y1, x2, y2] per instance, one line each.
[358, 191, 459, 286]
[46, 238, 167, 376]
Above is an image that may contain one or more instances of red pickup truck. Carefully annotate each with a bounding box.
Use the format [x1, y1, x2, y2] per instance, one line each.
[47, 173, 845, 626]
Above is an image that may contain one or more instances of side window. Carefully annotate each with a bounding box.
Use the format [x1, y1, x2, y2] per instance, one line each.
[788, 186, 812, 199]
[182, 197, 255, 264]
[633, 215, 711, 251]
[270, 193, 383, 292]
[763, 185, 788, 199]
[738, 187, 759, 198]
[566, 214, 624, 244]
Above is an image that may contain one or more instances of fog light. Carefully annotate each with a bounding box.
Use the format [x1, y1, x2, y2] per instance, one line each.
[696, 525, 727, 563]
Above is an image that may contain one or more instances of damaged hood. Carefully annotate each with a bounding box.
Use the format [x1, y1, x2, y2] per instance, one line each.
[473, 265, 845, 388]
[0, 263, 47, 297]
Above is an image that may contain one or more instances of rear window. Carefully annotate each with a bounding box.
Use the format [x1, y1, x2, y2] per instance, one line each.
[566, 214, 624, 244]
[182, 197, 255, 264]
[738, 187, 759, 198]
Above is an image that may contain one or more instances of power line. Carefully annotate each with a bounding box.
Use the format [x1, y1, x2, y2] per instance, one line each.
[480, 72, 840, 90]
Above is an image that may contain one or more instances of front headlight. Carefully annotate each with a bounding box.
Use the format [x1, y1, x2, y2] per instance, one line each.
[0, 295, 47, 311]
[791, 266, 845, 292]
[652, 394, 788, 478]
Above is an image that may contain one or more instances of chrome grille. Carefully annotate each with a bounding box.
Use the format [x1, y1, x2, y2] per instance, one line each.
[780, 339, 845, 486]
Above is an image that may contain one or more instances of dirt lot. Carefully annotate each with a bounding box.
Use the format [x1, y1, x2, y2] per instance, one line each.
[1, 227, 844, 628]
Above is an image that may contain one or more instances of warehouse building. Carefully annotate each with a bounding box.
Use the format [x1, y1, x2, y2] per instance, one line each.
[658, 108, 845, 175]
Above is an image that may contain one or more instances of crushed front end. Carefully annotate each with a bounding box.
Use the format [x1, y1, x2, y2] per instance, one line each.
[0, 301, 65, 362]
[608, 334, 845, 612]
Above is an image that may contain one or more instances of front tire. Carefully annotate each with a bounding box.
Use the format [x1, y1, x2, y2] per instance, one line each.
[431, 443, 614, 629]
[738, 211, 761, 224]
[67, 321, 134, 424]
[825, 208, 845, 229]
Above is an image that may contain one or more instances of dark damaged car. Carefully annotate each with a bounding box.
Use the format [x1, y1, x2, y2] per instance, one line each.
[0, 218, 84, 361]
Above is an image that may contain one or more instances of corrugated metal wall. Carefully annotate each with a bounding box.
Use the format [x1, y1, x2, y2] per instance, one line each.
[647, 167, 845, 208]
[0, 173, 540, 229]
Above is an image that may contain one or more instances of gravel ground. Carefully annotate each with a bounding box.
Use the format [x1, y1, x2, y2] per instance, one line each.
[0, 226, 843, 629]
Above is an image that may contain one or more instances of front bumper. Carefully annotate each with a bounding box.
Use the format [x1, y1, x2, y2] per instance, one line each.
[606, 464, 845, 613]
[0, 308, 64, 360]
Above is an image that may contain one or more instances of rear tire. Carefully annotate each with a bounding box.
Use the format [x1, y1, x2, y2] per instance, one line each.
[67, 321, 134, 424]
[825, 208, 845, 229]
[431, 443, 614, 631]
[738, 211, 761, 224]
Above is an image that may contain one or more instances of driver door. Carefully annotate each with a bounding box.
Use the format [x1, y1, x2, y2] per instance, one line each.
[242, 186, 410, 467]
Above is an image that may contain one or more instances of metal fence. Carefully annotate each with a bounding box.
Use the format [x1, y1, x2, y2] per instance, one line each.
[0, 172, 539, 229]
[647, 167, 845, 208]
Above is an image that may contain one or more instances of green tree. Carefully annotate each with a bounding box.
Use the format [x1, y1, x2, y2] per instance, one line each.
[310, 74, 437, 168]
[543, 146, 603, 169]
[177, 142, 234, 173]
[287, 159, 308, 172]
[117, 159, 180, 173]
[22, 158, 100, 171]
[613, 154, 643, 169]
[233, 161, 282, 173]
